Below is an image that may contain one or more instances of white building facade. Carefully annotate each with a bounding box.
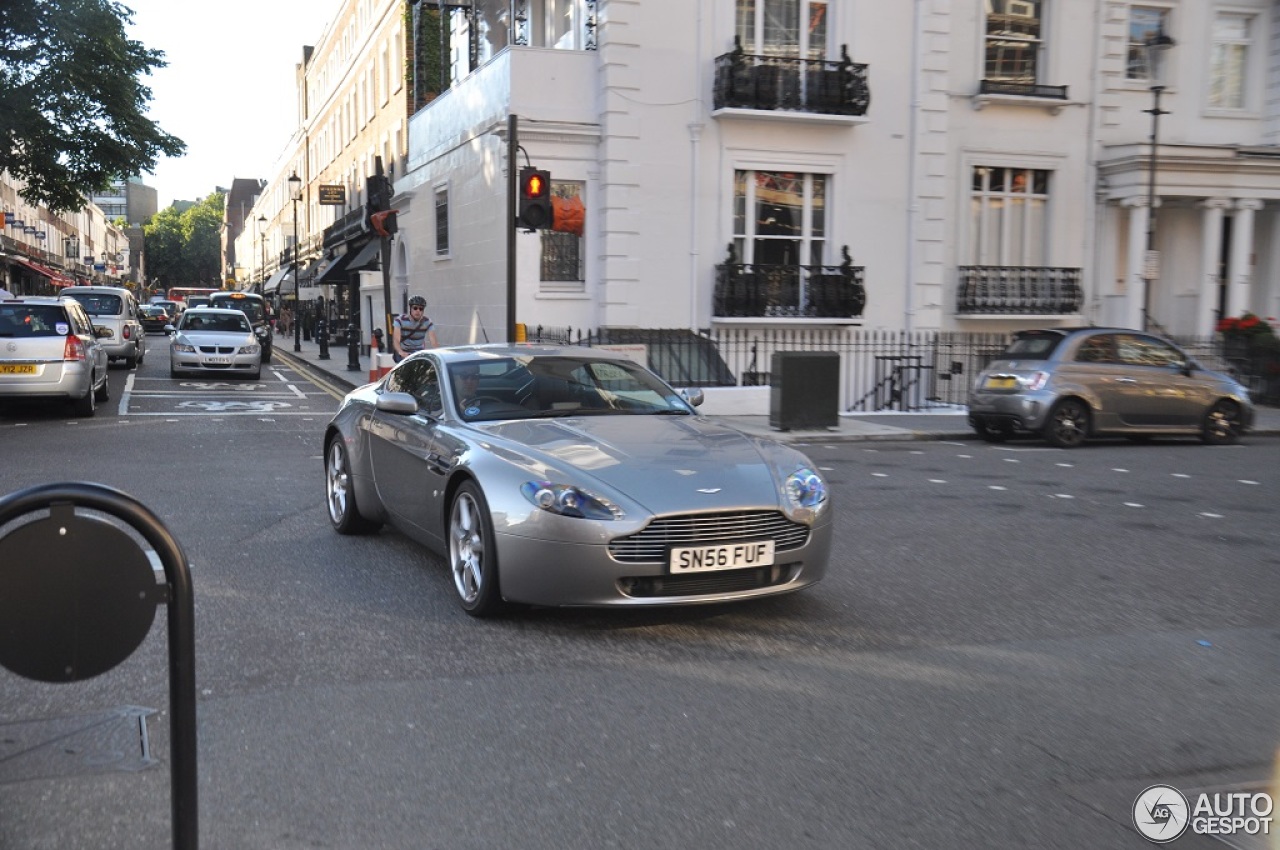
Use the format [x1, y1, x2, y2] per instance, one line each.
[391, 0, 1280, 347]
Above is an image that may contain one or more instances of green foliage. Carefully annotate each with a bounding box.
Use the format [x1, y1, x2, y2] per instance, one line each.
[0, 0, 186, 213]
[405, 3, 442, 113]
[143, 193, 224, 287]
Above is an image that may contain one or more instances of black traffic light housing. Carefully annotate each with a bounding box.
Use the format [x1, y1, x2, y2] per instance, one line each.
[517, 167, 553, 230]
[366, 172, 392, 225]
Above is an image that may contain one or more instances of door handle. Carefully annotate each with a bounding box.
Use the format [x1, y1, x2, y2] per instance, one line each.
[1115, 377, 1138, 384]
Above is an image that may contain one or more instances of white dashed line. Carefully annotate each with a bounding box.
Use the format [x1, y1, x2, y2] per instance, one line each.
[1112, 468, 1129, 473]
[1123, 502, 1144, 508]
[989, 485, 1007, 491]
[928, 479, 947, 484]
[1172, 473, 1191, 478]
[1239, 480, 1260, 486]
[1200, 513, 1224, 519]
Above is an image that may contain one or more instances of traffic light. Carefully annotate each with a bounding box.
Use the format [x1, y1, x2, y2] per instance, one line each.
[366, 173, 392, 230]
[517, 167, 553, 230]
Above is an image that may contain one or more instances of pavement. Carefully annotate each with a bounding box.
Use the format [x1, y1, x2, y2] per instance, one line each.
[275, 332, 1280, 443]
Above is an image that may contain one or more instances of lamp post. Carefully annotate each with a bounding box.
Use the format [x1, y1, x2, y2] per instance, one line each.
[257, 214, 267, 291]
[1141, 27, 1175, 332]
[288, 171, 302, 352]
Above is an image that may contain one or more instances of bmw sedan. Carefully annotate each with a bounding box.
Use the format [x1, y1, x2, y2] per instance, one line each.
[968, 327, 1254, 447]
[324, 345, 832, 616]
[169, 308, 262, 380]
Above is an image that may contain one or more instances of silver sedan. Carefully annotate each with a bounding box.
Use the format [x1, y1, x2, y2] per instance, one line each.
[168, 308, 262, 380]
[323, 345, 833, 616]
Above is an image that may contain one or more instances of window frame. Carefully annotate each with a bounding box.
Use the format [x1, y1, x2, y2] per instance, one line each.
[982, 0, 1045, 86]
[1125, 5, 1174, 83]
[1206, 9, 1254, 112]
[731, 168, 829, 270]
[734, 0, 831, 60]
[433, 182, 450, 259]
[965, 162, 1055, 268]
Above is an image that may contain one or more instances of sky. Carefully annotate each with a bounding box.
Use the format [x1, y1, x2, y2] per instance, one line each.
[121, 0, 344, 209]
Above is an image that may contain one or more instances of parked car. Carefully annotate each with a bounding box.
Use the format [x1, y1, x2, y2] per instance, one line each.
[968, 327, 1254, 447]
[0, 296, 111, 416]
[140, 305, 173, 334]
[168, 308, 262, 380]
[208, 290, 272, 363]
[324, 344, 833, 616]
[62, 285, 146, 368]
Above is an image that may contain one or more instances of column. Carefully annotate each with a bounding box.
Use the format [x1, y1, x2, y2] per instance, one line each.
[1121, 197, 1151, 330]
[1196, 199, 1231, 336]
[1226, 199, 1262, 319]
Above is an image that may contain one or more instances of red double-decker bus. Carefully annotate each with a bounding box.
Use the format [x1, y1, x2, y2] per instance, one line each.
[166, 286, 219, 307]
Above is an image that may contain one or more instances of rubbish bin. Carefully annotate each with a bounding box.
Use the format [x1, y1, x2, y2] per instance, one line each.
[769, 351, 839, 431]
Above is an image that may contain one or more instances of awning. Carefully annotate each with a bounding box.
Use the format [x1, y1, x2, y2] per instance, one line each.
[262, 267, 290, 295]
[9, 256, 74, 287]
[345, 240, 382, 272]
[314, 252, 353, 286]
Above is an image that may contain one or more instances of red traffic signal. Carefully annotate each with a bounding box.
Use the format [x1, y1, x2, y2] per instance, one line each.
[518, 167, 553, 230]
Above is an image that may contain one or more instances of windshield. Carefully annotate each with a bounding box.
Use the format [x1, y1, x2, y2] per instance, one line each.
[441, 355, 695, 422]
[180, 312, 250, 333]
[67, 293, 122, 316]
[212, 297, 266, 324]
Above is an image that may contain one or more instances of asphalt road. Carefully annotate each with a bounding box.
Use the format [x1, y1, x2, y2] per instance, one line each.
[1, 343, 1277, 850]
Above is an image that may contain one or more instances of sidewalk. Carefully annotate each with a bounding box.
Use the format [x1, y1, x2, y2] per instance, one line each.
[276, 335, 1280, 444]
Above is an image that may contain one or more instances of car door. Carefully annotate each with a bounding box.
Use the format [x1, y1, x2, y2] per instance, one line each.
[70, 302, 107, 378]
[367, 357, 450, 536]
[1111, 333, 1208, 427]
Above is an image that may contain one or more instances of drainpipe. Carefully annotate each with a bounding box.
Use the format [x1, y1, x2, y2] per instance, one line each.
[689, 1, 704, 331]
[903, 0, 924, 332]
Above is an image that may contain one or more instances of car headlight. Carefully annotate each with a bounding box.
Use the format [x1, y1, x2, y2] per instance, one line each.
[520, 481, 622, 520]
[785, 467, 827, 512]
[238, 344, 261, 354]
[172, 342, 195, 353]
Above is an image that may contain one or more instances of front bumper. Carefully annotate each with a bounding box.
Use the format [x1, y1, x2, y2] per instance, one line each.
[493, 515, 833, 607]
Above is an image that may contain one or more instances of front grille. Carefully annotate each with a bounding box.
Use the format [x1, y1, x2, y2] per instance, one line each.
[619, 563, 801, 598]
[197, 345, 236, 354]
[608, 510, 809, 564]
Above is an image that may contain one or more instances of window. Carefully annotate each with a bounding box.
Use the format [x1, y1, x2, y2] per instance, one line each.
[1126, 7, 1171, 81]
[386, 357, 442, 417]
[969, 166, 1050, 266]
[434, 186, 449, 257]
[540, 181, 584, 285]
[1209, 12, 1251, 109]
[732, 170, 826, 268]
[735, 0, 828, 59]
[984, 0, 1043, 85]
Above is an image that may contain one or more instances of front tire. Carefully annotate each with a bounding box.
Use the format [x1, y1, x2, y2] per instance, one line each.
[1202, 400, 1242, 445]
[326, 437, 381, 534]
[1044, 399, 1090, 448]
[449, 481, 506, 617]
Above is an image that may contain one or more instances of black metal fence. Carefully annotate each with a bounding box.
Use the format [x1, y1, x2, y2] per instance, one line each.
[526, 325, 1270, 411]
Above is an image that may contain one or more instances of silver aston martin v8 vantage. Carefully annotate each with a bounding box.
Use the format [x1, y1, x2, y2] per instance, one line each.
[323, 344, 832, 616]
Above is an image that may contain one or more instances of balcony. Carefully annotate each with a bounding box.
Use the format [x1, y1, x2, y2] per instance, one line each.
[715, 248, 866, 320]
[713, 40, 870, 120]
[972, 79, 1071, 113]
[956, 266, 1083, 315]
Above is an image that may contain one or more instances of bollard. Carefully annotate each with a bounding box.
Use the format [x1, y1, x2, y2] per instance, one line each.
[317, 319, 329, 360]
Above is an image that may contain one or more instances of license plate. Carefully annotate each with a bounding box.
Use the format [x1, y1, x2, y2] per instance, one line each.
[983, 376, 1017, 390]
[0, 364, 37, 375]
[670, 540, 775, 573]
[204, 356, 231, 364]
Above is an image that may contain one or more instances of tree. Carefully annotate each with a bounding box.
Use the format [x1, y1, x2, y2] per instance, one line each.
[143, 192, 224, 288]
[0, 0, 186, 213]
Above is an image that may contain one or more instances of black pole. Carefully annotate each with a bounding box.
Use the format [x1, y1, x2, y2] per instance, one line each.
[347, 271, 361, 371]
[292, 196, 302, 352]
[1142, 85, 1168, 333]
[507, 113, 517, 341]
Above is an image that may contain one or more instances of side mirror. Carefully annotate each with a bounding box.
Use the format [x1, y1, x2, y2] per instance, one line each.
[375, 391, 420, 416]
[681, 388, 705, 408]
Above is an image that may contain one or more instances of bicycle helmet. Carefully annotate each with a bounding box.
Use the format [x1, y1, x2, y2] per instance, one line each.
[408, 295, 426, 308]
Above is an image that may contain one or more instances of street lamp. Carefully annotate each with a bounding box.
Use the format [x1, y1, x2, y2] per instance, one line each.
[257, 214, 267, 290]
[1141, 27, 1175, 332]
[288, 171, 302, 352]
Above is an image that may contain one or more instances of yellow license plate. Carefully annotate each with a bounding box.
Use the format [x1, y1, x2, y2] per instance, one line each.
[983, 376, 1017, 390]
[0, 364, 37, 375]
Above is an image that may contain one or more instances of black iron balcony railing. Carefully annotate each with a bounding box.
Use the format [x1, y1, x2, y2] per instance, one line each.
[715, 247, 866, 319]
[977, 79, 1068, 100]
[956, 266, 1083, 315]
[714, 40, 870, 117]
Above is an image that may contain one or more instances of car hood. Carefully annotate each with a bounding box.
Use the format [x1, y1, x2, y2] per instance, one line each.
[470, 415, 805, 512]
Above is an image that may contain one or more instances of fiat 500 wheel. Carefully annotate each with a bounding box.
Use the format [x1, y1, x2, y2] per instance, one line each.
[1044, 399, 1089, 448]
